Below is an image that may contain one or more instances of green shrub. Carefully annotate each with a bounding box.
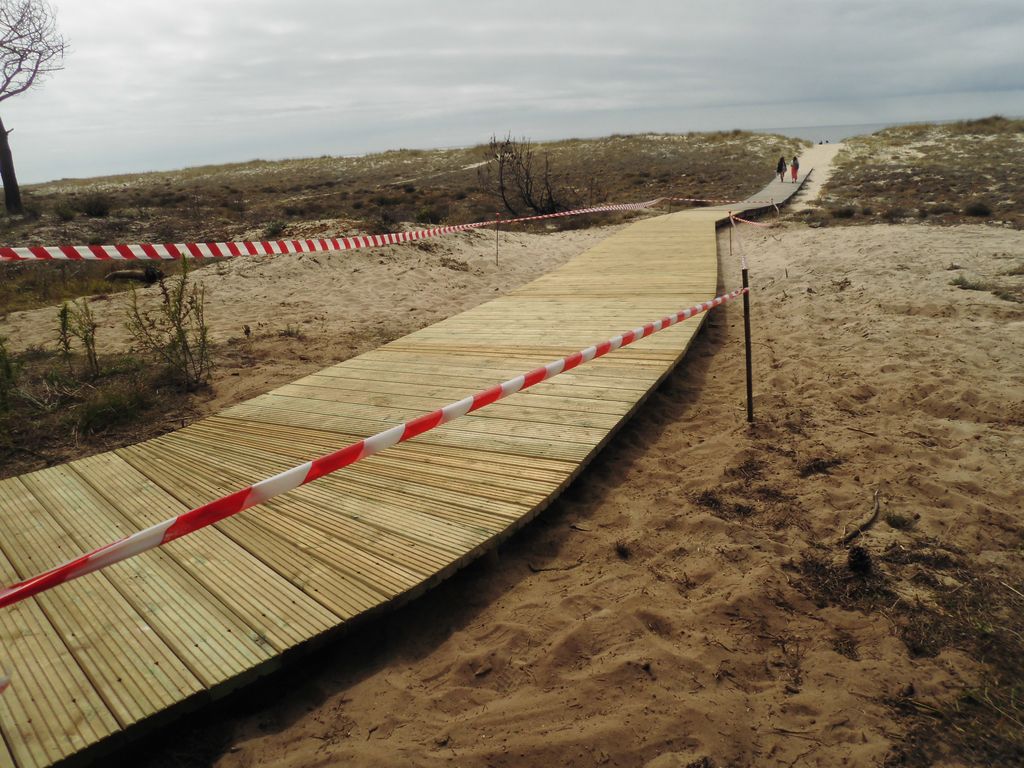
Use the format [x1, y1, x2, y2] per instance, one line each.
[67, 299, 100, 378]
[831, 206, 856, 219]
[126, 260, 212, 391]
[263, 220, 286, 238]
[415, 206, 445, 225]
[54, 200, 76, 222]
[80, 193, 113, 218]
[950, 274, 987, 291]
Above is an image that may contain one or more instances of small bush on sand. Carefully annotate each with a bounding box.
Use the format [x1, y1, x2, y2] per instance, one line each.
[263, 220, 286, 238]
[80, 193, 113, 218]
[126, 260, 212, 391]
[883, 206, 907, 223]
[54, 199, 76, 222]
[66, 299, 101, 378]
[415, 206, 445, 225]
[950, 274, 987, 291]
[964, 199, 992, 217]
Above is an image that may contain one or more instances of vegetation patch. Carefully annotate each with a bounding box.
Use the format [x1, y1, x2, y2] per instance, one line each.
[0, 345, 196, 478]
[879, 539, 1024, 766]
[818, 116, 1024, 229]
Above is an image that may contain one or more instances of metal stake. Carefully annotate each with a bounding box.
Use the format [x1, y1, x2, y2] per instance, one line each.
[741, 265, 754, 423]
[731, 211, 754, 422]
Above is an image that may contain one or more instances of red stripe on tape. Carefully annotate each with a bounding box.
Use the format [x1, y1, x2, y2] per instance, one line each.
[304, 440, 366, 484]
[522, 366, 548, 388]
[402, 410, 445, 441]
[471, 384, 504, 411]
[561, 351, 584, 372]
[162, 487, 254, 544]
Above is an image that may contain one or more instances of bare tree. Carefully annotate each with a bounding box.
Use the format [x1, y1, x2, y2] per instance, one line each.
[482, 134, 575, 216]
[0, 0, 65, 213]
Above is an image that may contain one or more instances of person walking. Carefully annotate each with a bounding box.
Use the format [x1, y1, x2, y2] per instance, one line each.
[790, 155, 800, 183]
[776, 155, 787, 182]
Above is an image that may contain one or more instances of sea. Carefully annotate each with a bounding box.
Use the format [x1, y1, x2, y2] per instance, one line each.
[754, 122, 898, 144]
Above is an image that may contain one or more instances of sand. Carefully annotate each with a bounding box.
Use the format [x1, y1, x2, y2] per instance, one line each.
[100, 216, 1020, 768]
[0, 225, 620, 418]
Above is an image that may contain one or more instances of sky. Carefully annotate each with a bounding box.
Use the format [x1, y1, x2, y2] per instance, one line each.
[3, 0, 1023, 184]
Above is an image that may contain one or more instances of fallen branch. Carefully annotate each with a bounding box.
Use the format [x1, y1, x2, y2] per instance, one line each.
[842, 489, 881, 546]
[105, 266, 164, 284]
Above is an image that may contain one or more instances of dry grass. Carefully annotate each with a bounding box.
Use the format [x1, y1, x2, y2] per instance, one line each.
[793, 535, 1024, 766]
[880, 541, 1024, 766]
[0, 344, 197, 477]
[806, 116, 1024, 229]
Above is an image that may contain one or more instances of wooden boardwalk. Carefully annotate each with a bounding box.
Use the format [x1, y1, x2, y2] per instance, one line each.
[0, 174, 807, 766]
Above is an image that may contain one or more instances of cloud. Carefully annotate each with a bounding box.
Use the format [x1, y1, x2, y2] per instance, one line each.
[3, 0, 1022, 182]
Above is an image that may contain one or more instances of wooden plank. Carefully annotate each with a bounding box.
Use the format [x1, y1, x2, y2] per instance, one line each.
[70, 453, 341, 651]
[19, 466, 277, 688]
[0, 478, 202, 729]
[117, 445, 395, 620]
[0, 546, 118, 768]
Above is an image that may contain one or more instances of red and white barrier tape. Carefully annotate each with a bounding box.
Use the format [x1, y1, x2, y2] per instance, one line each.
[0, 192, 788, 263]
[666, 197, 774, 205]
[729, 215, 749, 271]
[0, 199, 662, 263]
[729, 214, 774, 228]
[0, 288, 746, 612]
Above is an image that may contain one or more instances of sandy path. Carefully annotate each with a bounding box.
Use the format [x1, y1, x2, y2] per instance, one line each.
[116, 216, 1024, 767]
[789, 142, 844, 212]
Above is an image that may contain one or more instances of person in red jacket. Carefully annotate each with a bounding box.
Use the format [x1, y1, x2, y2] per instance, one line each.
[790, 155, 800, 182]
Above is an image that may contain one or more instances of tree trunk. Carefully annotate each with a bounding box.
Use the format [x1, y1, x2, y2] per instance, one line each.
[0, 115, 23, 214]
